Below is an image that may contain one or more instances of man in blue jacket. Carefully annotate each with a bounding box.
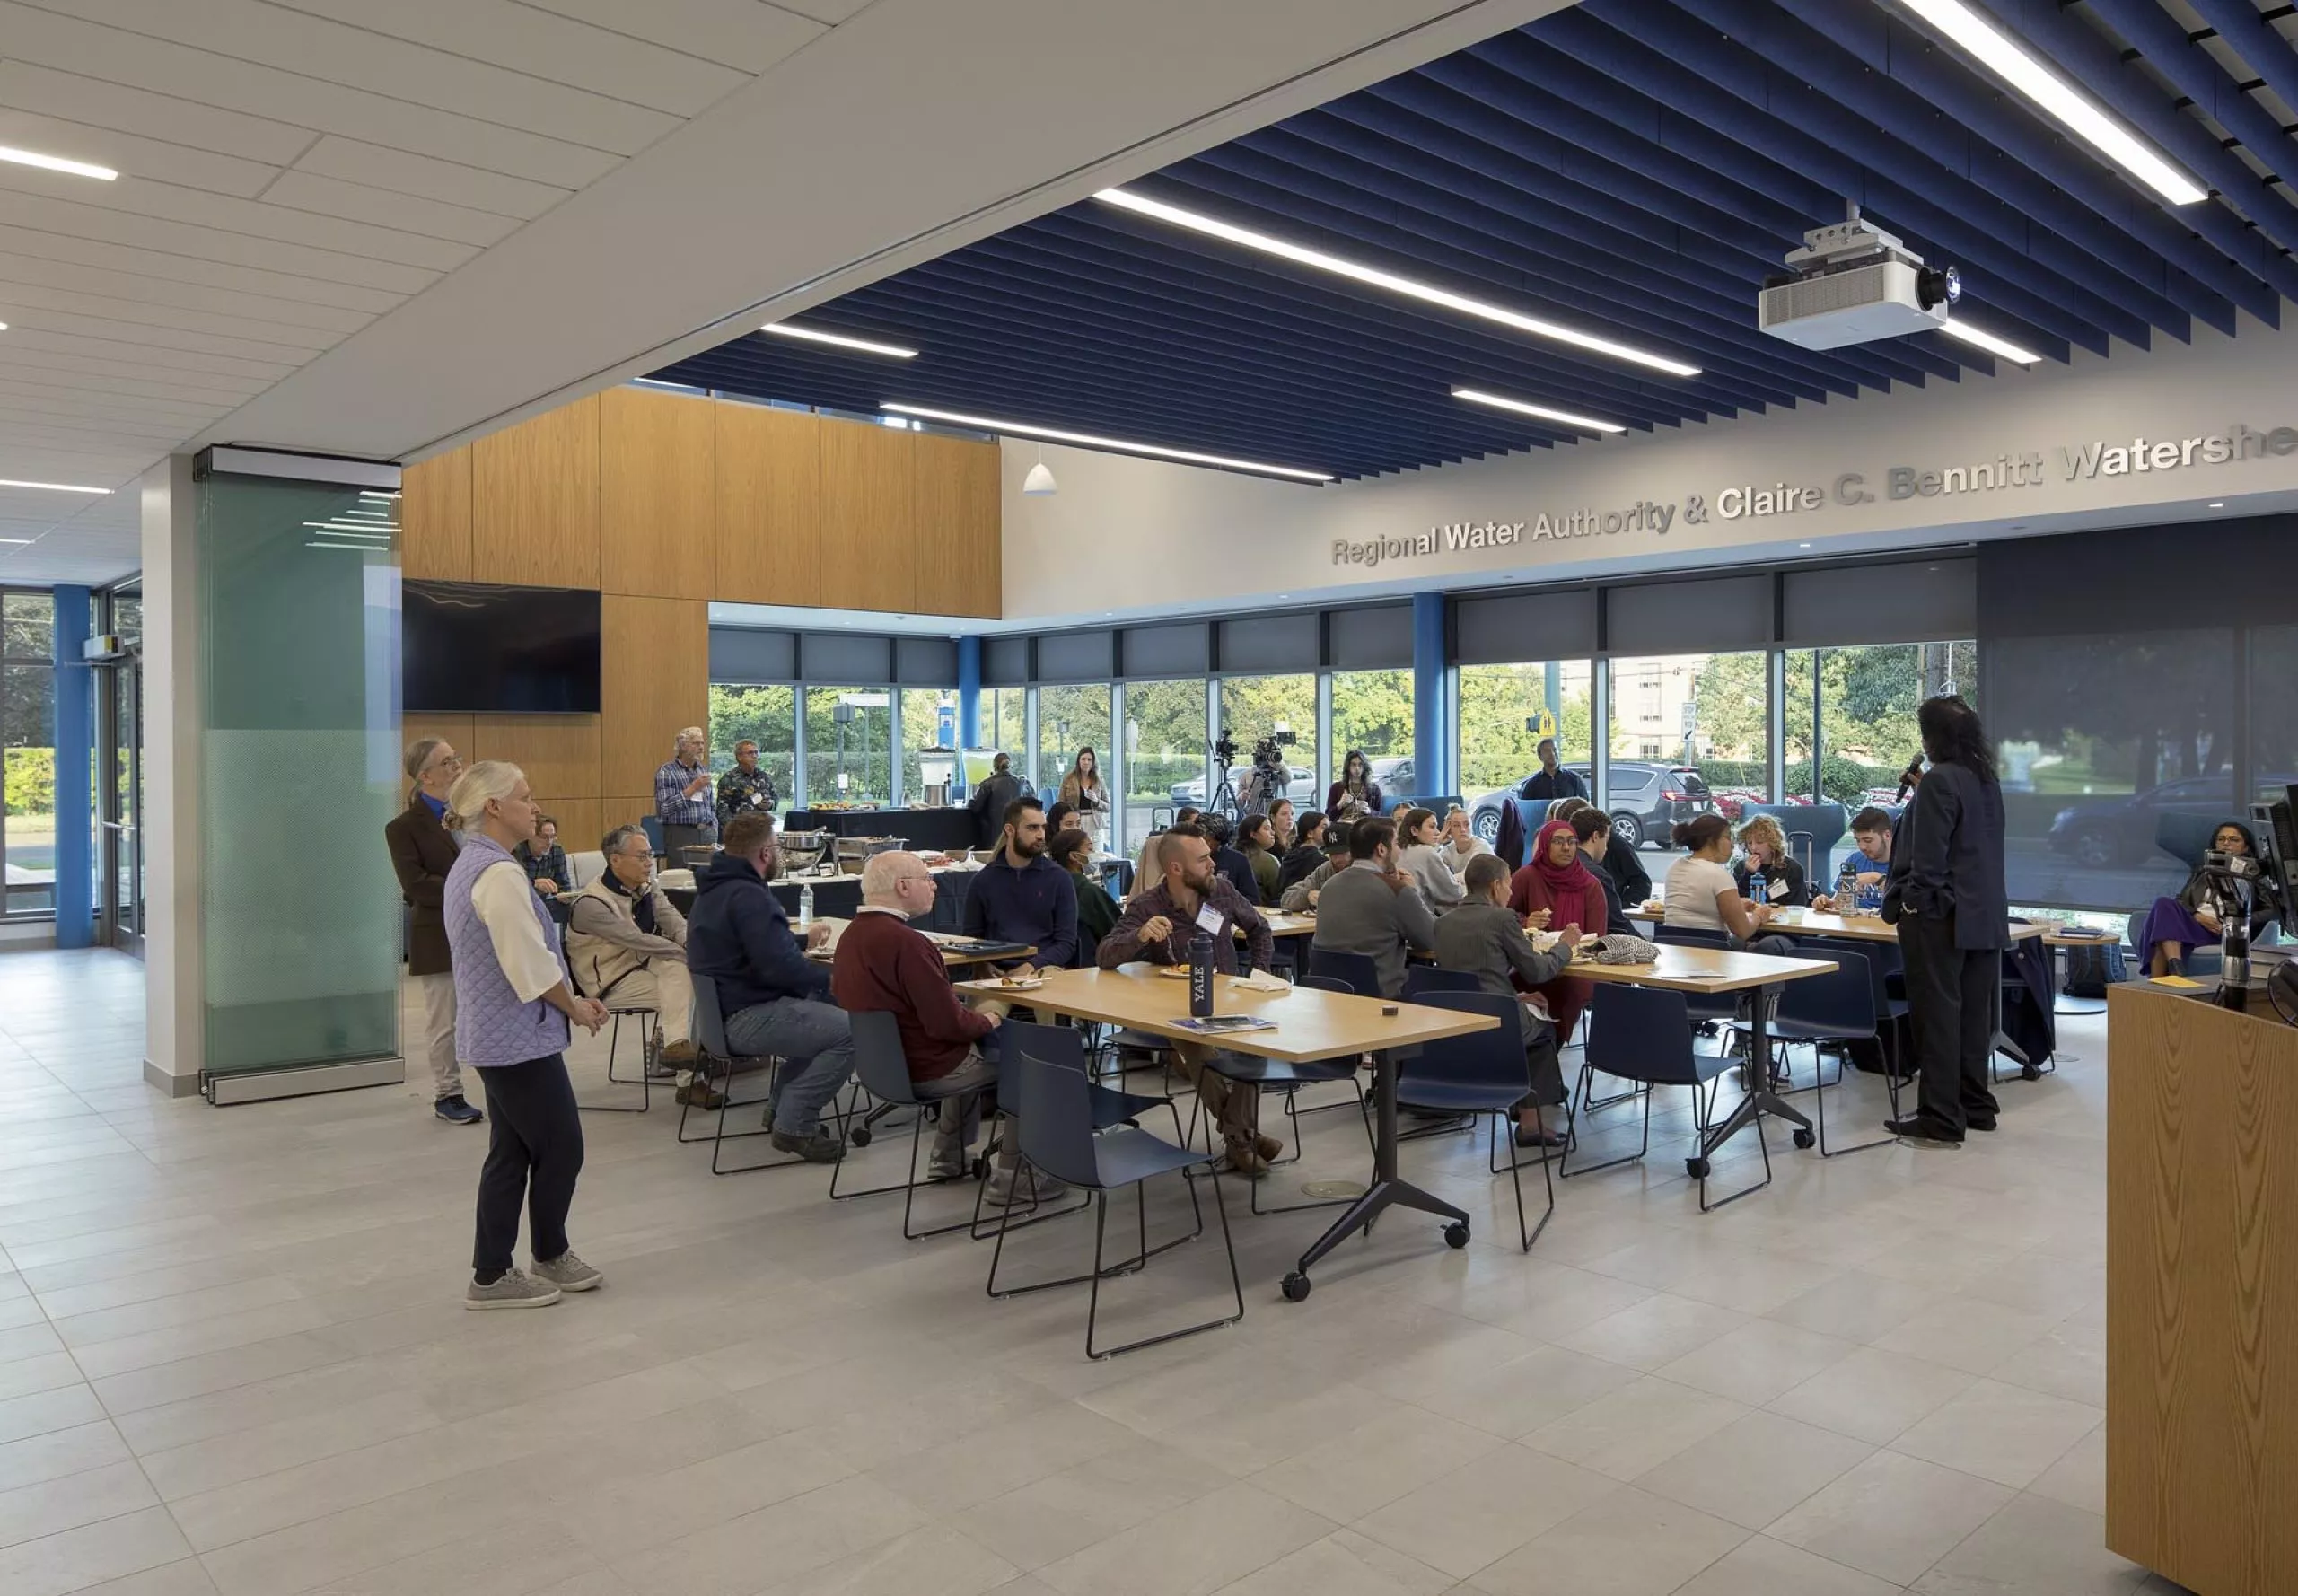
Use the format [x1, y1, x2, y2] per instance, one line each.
[962, 796, 1078, 977]
[687, 811, 855, 1162]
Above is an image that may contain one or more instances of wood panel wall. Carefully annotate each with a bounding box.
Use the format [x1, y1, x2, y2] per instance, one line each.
[397, 386, 998, 829]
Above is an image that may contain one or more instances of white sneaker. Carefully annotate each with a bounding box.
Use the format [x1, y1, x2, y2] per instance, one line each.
[466, 1267, 560, 1310]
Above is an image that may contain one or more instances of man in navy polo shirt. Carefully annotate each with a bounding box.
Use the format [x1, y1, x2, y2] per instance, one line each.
[961, 796, 1078, 978]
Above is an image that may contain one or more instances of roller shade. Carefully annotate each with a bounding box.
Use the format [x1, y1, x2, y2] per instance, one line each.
[984, 636, 1030, 686]
[1037, 629, 1113, 683]
[1783, 558, 1975, 647]
[894, 636, 960, 684]
[798, 632, 892, 681]
[1327, 603, 1412, 669]
[1120, 622, 1210, 678]
[1454, 591, 1598, 664]
[1217, 612, 1319, 673]
[1605, 575, 1772, 655]
[708, 627, 796, 682]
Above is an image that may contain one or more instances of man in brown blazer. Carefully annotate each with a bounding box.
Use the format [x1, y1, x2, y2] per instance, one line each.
[385, 738, 484, 1124]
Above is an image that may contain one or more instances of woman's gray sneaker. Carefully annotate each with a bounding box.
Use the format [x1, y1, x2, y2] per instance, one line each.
[466, 1267, 561, 1310]
[532, 1250, 603, 1292]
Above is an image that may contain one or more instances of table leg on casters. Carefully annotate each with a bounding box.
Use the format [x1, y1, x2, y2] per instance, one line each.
[1283, 1050, 1469, 1302]
[1698, 1019, 1812, 1164]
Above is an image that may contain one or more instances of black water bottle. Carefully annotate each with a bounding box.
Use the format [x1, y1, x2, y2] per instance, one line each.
[1188, 932, 1215, 1019]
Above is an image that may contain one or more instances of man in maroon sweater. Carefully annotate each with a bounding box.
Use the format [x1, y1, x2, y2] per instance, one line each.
[832, 852, 1053, 1201]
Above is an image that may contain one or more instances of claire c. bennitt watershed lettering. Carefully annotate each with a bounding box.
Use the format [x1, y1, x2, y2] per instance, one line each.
[2058, 424, 2298, 479]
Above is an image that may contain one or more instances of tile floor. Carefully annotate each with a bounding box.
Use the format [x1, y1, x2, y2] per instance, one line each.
[0, 947, 2184, 1596]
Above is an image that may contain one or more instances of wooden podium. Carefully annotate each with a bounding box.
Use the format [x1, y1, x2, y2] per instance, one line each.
[2107, 981, 2298, 1594]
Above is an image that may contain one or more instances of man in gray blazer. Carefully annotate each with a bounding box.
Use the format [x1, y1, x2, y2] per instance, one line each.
[1311, 816, 1437, 998]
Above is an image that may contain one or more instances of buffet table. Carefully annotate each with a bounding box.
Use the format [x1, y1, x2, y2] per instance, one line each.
[784, 806, 979, 855]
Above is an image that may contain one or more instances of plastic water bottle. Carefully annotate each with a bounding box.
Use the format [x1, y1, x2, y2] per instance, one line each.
[797, 883, 814, 929]
[1836, 859, 1859, 912]
[1747, 866, 1767, 908]
[1188, 933, 1215, 1019]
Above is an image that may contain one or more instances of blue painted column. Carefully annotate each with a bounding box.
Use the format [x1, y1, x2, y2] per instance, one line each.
[52, 584, 92, 948]
[1411, 591, 1447, 800]
[957, 636, 983, 749]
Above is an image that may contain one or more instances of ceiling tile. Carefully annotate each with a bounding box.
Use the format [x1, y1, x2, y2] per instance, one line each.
[0, 187, 445, 294]
[0, 60, 315, 165]
[270, 0, 757, 115]
[291, 136, 572, 221]
[763, 0, 876, 26]
[517, 0, 829, 75]
[0, 2, 626, 188]
[0, 228, 408, 314]
[0, 282, 347, 352]
[0, 104, 281, 197]
[0, 323, 301, 382]
[259, 171, 524, 250]
[0, 247, 380, 334]
[16, 0, 686, 154]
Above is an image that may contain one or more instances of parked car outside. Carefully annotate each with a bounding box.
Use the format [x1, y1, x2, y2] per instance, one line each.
[1469, 762, 1715, 849]
[2046, 773, 2291, 868]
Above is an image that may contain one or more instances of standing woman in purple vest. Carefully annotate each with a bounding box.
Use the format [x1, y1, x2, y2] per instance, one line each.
[443, 760, 610, 1309]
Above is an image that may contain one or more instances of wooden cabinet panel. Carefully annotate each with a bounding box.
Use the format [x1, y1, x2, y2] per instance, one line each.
[537, 798, 607, 859]
[601, 387, 715, 600]
[715, 402, 820, 607]
[399, 449, 471, 582]
[471, 393, 600, 588]
[601, 594, 707, 801]
[818, 417, 916, 612]
[911, 433, 1001, 618]
[469, 714, 600, 799]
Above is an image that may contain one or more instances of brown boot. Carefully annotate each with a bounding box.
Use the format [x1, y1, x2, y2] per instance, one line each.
[676, 1077, 725, 1110]
[1223, 1138, 1269, 1179]
[1252, 1132, 1284, 1162]
[660, 1039, 699, 1066]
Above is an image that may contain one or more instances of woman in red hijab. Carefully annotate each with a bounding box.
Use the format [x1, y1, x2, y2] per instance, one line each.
[1508, 819, 1607, 1044]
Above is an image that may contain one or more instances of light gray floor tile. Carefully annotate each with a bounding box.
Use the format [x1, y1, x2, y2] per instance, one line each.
[1766, 1451, 2016, 1586]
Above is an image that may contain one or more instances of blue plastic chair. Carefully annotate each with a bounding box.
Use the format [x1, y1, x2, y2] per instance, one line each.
[989, 1042, 1243, 1360]
[1401, 965, 1480, 1000]
[1307, 947, 1381, 997]
[829, 1010, 996, 1238]
[1395, 992, 1557, 1250]
[980, 1022, 1182, 1258]
[1561, 983, 1771, 1212]
[639, 814, 665, 856]
[1729, 947, 1888, 1157]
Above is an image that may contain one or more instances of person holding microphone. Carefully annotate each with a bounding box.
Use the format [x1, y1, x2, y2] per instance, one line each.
[654, 727, 717, 863]
[443, 759, 610, 1309]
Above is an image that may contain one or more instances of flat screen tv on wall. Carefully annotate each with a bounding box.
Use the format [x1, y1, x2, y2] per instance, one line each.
[403, 581, 601, 714]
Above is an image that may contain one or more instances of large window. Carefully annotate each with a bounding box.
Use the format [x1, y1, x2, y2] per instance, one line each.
[1119, 680, 1206, 849]
[1607, 653, 1763, 856]
[803, 686, 891, 806]
[1988, 629, 2234, 911]
[1219, 674, 1319, 816]
[1785, 641, 1976, 876]
[899, 687, 958, 801]
[1035, 683, 1111, 812]
[3, 592, 57, 918]
[707, 684, 795, 814]
[2251, 625, 2298, 810]
[1330, 669, 1414, 804]
[981, 687, 1027, 767]
[1458, 661, 1594, 802]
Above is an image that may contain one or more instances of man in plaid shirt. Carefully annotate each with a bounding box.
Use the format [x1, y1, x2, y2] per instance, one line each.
[655, 726, 717, 863]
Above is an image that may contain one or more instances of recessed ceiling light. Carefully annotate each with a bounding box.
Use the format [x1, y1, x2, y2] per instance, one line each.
[1096, 188, 1702, 378]
[1938, 320, 2043, 364]
[881, 402, 1332, 482]
[0, 144, 118, 181]
[763, 322, 918, 359]
[0, 322, 8, 332]
[1799, 542, 1812, 548]
[0, 537, 30, 546]
[1892, 0, 2205, 206]
[2209, 501, 2225, 508]
[1452, 388, 1628, 434]
[0, 477, 111, 494]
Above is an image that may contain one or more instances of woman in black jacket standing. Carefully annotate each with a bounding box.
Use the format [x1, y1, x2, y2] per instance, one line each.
[1882, 696, 2009, 1144]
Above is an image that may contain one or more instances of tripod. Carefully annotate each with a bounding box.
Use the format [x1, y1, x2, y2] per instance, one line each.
[1208, 767, 1240, 820]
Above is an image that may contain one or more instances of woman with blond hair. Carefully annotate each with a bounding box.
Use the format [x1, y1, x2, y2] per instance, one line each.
[1732, 812, 1810, 908]
[443, 760, 610, 1310]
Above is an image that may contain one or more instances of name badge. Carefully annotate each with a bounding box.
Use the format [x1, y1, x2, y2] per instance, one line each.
[1767, 877, 1791, 902]
[1196, 905, 1226, 935]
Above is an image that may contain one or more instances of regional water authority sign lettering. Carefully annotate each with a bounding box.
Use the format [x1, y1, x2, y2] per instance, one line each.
[1331, 420, 2298, 570]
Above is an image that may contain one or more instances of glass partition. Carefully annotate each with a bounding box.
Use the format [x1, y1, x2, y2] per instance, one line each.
[1329, 669, 1414, 807]
[803, 687, 892, 806]
[1605, 652, 1755, 857]
[1458, 660, 1593, 838]
[1987, 629, 2234, 911]
[198, 472, 399, 1075]
[707, 683, 795, 814]
[1219, 673, 1319, 816]
[1118, 679, 1206, 849]
[1785, 641, 1977, 876]
[2250, 625, 2298, 811]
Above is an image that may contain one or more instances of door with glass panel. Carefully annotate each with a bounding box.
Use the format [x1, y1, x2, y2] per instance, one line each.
[98, 645, 144, 954]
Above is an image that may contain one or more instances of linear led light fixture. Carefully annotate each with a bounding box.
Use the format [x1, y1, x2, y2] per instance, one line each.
[1938, 320, 2043, 364]
[1891, 0, 2205, 206]
[763, 322, 918, 360]
[0, 477, 111, 493]
[358, 490, 399, 501]
[881, 402, 1333, 482]
[302, 521, 392, 534]
[0, 144, 118, 180]
[1094, 187, 1702, 378]
[1452, 388, 1627, 435]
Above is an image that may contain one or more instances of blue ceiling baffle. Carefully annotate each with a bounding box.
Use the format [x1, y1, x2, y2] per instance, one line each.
[656, 0, 2297, 482]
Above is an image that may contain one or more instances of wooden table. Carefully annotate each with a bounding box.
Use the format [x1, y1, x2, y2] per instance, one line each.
[1259, 911, 1317, 939]
[805, 916, 1033, 968]
[1570, 944, 1839, 1171]
[954, 964, 1500, 1299]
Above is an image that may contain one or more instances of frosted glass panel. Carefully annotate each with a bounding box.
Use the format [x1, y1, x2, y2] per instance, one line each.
[199, 471, 401, 1074]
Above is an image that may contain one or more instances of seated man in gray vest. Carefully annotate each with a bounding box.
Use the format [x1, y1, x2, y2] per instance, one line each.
[566, 824, 702, 1098]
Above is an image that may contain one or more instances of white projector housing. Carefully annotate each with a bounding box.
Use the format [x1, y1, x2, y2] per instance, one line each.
[1759, 208, 1958, 352]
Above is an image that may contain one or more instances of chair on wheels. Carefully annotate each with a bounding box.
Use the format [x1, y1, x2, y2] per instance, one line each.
[988, 1042, 1243, 1360]
[1730, 945, 1890, 1157]
[1560, 983, 1770, 1213]
[829, 1011, 996, 1239]
[683, 972, 843, 1177]
[1394, 992, 1557, 1250]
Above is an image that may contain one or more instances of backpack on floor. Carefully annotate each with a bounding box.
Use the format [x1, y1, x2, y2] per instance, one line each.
[2062, 940, 2127, 998]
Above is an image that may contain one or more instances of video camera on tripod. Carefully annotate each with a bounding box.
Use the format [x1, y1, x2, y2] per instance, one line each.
[1209, 725, 1297, 816]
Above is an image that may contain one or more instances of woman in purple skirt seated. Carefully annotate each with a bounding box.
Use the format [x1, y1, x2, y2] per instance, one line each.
[2137, 820, 2286, 977]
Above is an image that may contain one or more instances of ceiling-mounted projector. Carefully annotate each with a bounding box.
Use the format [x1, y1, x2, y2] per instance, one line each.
[1759, 205, 1960, 351]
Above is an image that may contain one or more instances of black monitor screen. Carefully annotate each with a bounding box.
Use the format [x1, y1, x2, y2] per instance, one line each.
[402, 580, 601, 714]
